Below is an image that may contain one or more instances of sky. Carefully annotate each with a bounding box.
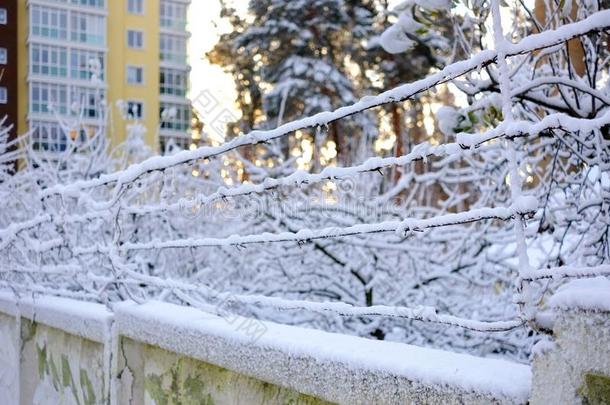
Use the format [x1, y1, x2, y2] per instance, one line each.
[187, 0, 247, 119]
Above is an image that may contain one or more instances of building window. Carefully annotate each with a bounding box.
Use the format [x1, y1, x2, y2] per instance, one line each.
[31, 45, 68, 78]
[70, 12, 105, 46]
[71, 0, 105, 8]
[71, 87, 103, 118]
[126, 101, 144, 119]
[31, 82, 69, 115]
[127, 30, 144, 49]
[0, 87, 7, 104]
[70, 49, 105, 81]
[160, 102, 191, 132]
[160, 2, 187, 30]
[0, 8, 6, 25]
[0, 48, 6, 65]
[160, 134, 190, 153]
[127, 66, 144, 84]
[128, 0, 144, 14]
[160, 34, 187, 64]
[31, 6, 69, 41]
[160, 68, 187, 96]
[32, 121, 68, 152]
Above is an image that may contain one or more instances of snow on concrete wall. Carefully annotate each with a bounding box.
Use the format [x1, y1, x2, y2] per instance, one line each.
[0, 294, 534, 405]
[0, 294, 110, 405]
[116, 301, 531, 405]
[0, 313, 19, 404]
[531, 278, 610, 405]
[19, 320, 107, 405]
[118, 337, 329, 404]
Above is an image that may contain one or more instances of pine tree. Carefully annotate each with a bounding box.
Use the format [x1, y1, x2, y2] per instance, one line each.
[210, 0, 383, 167]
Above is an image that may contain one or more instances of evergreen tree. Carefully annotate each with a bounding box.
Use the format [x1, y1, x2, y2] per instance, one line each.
[210, 0, 382, 167]
[209, 0, 456, 171]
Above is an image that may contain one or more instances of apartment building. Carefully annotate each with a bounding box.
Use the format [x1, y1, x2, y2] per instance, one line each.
[13, 0, 191, 154]
[0, 0, 18, 148]
[158, 0, 192, 151]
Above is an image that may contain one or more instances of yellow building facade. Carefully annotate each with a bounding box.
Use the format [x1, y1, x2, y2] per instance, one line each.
[107, 0, 161, 149]
[16, 0, 191, 154]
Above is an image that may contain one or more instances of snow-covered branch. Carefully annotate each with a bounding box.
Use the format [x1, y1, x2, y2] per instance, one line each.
[42, 9, 610, 198]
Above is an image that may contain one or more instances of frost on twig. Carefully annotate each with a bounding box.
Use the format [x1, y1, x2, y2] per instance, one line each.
[1, 4, 609, 362]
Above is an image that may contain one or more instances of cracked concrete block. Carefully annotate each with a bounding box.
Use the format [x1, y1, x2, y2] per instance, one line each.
[531, 310, 610, 405]
[117, 337, 330, 405]
[0, 313, 19, 404]
[19, 320, 106, 405]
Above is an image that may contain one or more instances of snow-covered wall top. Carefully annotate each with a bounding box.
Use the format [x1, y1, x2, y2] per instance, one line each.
[5, 293, 610, 404]
[0, 293, 532, 404]
[116, 300, 532, 404]
[548, 277, 610, 313]
[0, 292, 113, 343]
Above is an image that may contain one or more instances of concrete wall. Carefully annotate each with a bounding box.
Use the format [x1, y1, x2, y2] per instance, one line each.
[0, 295, 113, 405]
[118, 337, 329, 405]
[0, 312, 19, 404]
[20, 320, 106, 405]
[530, 277, 610, 405]
[0, 293, 566, 405]
[531, 310, 610, 404]
[0, 294, 532, 405]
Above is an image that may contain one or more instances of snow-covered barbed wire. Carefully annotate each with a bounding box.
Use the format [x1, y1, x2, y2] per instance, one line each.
[40, 9, 610, 198]
[1, 3, 609, 361]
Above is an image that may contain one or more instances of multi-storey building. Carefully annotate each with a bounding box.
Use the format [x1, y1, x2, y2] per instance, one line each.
[158, 0, 192, 151]
[0, 0, 18, 150]
[13, 0, 191, 154]
[17, 0, 108, 153]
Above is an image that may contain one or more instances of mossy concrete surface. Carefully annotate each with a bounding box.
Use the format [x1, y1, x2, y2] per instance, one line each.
[583, 373, 610, 405]
[118, 337, 333, 405]
[20, 320, 106, 405]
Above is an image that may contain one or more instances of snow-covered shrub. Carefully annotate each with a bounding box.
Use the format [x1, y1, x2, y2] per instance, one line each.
[0, 0, 609, 363]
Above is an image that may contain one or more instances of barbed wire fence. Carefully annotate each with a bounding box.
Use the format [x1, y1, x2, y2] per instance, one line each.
[1, 6, 610, 346]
